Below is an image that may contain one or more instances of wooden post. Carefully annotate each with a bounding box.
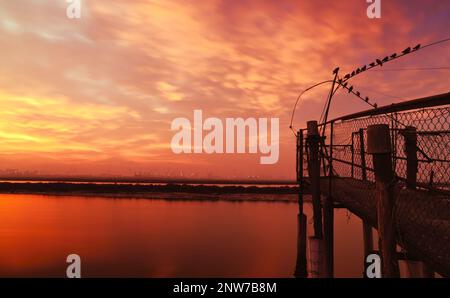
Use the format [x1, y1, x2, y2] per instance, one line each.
[359, 128, 367, 181]
[367, 124, 400, 278]
[359, 128, 373, 258]
[403, 126, 434, 278]
[294, 213, 308, 278]
[297, 130, 304, 214]
[323, 122, 334, 277]
[294, 130, 308, 278]
[307, 121, 323, 239]
[309, 236, 326, 278]
[362, 223, 374, 258]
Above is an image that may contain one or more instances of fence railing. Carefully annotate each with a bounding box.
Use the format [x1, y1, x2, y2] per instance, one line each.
[298, 92, 450, 192]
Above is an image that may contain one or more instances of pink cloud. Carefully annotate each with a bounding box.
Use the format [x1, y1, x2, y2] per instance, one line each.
[0, 0, 448, 178]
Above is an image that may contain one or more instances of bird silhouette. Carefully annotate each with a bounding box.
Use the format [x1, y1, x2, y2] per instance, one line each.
[382, 56, 389, 63]
[342, 82, 348, 88]
[344, 74, 350, 80]
[390, 53, 397, 59]
[376, 59, 383, 66]
[413, 44, 421, 51]
[373, 103, 378, 108]
[356, 91, 360, 97]
[365, 97, 369, 102]
[348, 86, 354, 93]
[402, 47, 411, 54]
[361, 65, 367, 71]
[369, 62, 376, 67]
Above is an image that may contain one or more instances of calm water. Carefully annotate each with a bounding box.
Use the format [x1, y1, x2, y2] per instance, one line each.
[0, 194, 368, 277]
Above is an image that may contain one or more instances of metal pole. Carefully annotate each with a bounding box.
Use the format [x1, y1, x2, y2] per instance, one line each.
[351, 132, 355, 179]
[404, 126, 418, 190]
[324, 121, 334, 277]
[359, 129, 367, 181]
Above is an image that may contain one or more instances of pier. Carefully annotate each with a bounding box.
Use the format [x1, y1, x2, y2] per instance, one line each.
[295, 92, 450, 278]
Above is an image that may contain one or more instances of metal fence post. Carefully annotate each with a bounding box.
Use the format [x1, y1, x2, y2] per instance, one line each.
[404, 126, 418, 190]
[351, 132, 355, 179]
[323, 121, 334, 277]
[359, 128, 367, 181]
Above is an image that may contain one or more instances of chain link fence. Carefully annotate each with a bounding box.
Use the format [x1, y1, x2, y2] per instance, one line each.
[298, 97, 450, 277]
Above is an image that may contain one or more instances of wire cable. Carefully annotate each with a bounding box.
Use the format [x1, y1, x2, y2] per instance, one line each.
[341, 37, 450, 83]
[290, 37, 450, 134]
[289, 80, 334, 136]
[372, 66, 450, 72]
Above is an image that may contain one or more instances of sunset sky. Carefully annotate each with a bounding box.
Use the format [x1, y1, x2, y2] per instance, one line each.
[0, 0, 449, 179]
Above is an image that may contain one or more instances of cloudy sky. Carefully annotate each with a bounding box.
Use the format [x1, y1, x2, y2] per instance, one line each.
[0, 0, 449, 179]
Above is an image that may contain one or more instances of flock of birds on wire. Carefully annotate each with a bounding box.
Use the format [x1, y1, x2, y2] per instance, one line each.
[289, 37, 450, 134]
[334, 43, 422, 109]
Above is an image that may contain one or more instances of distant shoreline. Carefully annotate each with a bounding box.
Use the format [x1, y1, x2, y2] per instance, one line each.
[0, 182, 307, 203]
[0, 176, 298, 185]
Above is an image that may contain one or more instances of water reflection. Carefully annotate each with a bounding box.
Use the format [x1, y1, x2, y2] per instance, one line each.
[0, 194, 365, 277]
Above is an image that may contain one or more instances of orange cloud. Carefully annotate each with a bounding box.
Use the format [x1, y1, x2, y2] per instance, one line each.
[0, 0, 448, 178]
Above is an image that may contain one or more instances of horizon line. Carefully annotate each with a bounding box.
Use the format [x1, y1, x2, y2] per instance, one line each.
[0, 175, 298, 185]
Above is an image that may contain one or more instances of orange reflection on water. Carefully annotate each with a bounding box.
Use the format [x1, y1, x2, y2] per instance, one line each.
[0, 194, 366, 277]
